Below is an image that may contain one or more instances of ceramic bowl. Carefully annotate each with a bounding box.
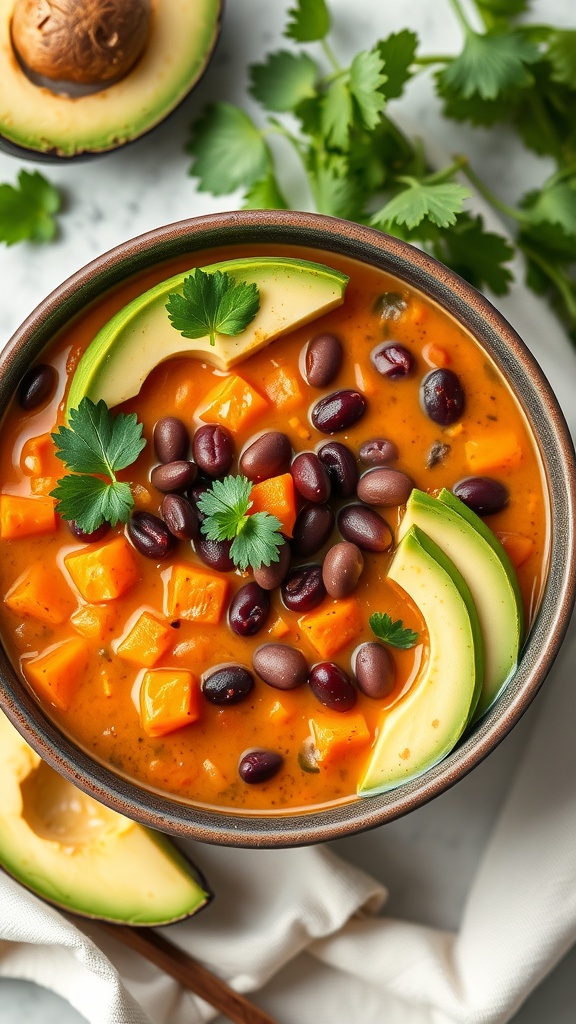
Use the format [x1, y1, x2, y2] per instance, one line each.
[0, 210, 574, 847]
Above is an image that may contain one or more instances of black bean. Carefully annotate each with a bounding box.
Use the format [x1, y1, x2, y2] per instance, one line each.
[357, 468, 413, 506]
[192, 424, 234, 478]
[240, 431, 292, 483]
[309, 663, 357, 712]
[128, 511, 175, 560]
[253, 541, 291, 590]
[311, 389, 367, 434]
[153, 417, 189, 464]
[18, 364, 56, 410]
[203, 666, 254, 705]
[304, 333, 343, 387]
[253, 644, 308, 690]
[355, 643, 396, 699]
[161, 494, 200, 540]
[68, 520, 110, 544]
[453, 476, 509, 516]
[238, 749, 284, 784]
[151, 460, 197, 493]
[421, 369, 465, 425]
[229, 583, 270, 636]
[195, 537, 235, 572]
[292, 503, 334, 558]
[371, 342, 415, 379]
[317, 441, 358, 498]
[291, 452, 331, 503]
[337, 504, 392, 552]
[359, 437, 398, 466]
[188, 481, 211, 522]
[322, 542, 364, 598]
[282, 564, 326, 613]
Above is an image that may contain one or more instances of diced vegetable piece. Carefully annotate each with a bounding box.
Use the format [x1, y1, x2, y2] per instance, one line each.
[30, 476, 58, 496]
[422, 342, 450, 367]
[309, 712, 370, 765]
[263, 366, 303, 410]
[268, 615, 290, 638]
[165, 563, 229, 624]
[300, 598, 363, 659]
[20, 434, 53, 476]
[132, 484, 154, 509]
[197, 375, 268, 433]
[497, 531, 534, 568]
[250, 473, 297, 537]
[269, 698, 293, 725]
[5, 565, 73, 625]
[140, 668, 200, 738]
[117, 612, 173, 667]
[288, 415, 311, 442]
[65, 536, 139, 602]
[0, 494, 56, 539]
[464, 432, 522, 473]
[24, 638, 89, 711]
[71, 603, 116, 641]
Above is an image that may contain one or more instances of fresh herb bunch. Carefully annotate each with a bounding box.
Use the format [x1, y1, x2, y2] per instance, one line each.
[369, 612, 419, 650]
[187, 0, 576, 342]
[0, 170, 61, 246]
[197, 474, 285, 571]
[51, 398, 146, 533]
[166, 268, 260, 346]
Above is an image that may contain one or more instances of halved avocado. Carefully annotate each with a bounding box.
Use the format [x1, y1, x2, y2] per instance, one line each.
[66, 256, 349, 413]
[399, 488, 523, 718]
[0, 711, 211, 924]
[358, 525, 483, 797]
[0, 0, 222, 159]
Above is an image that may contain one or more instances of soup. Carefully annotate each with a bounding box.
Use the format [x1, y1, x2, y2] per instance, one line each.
[0, 245, 549, 813]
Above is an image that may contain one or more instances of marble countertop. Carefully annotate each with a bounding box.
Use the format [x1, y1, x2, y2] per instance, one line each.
[1, 1, 575, 1021]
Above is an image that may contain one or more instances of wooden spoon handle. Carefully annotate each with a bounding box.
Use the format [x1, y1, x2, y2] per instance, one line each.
[102, 924, 279, 1024]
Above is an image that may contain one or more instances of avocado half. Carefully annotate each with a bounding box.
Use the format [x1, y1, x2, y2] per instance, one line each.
[0, 711, 211, 924]
[0, 0, 222, 160]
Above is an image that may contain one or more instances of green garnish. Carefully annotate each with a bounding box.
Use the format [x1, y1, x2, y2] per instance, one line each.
[0, 170, 61, 246]
[165, 268, 260, 347]
[50, 398, 146, 533]
[197, 475, 285, 571]
[369, 612, 419, 650]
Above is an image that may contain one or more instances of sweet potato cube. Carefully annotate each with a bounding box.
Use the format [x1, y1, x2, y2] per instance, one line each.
[165, 563, 229, 624]
[300, 598, 363, 659]
[24, 638, 89, 711]
[117, 612, 173, 668]
[71, 603, 116, 641]
[497, 531, 534, 568]
[5, 565, 73, 625]
[140, 668, 200, 738]
[309, 712, 370, 765]
[269, 697, 293, 725]
[263, 365, 303, 411]
[65, 536, 139, 602]
[268, 615, 290, 639]
[464, 432, 522, 473]
[20, 434, 53, 477]
[197, 374, 268, 433]
[249, 473, 297, 537]
[0, 494, 56, 539]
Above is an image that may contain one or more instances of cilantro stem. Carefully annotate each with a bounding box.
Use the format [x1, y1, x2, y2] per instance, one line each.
[446, 0, 474, 35]
[521, 245, 576, 323]
[321, 39, 342, 75]
[412, 55, 453, 67]
[457, 159, 532, 225]
[424, 156, 469, 185]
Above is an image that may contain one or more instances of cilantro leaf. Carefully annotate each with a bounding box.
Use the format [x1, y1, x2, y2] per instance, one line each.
[439, 31, 538, 100]
[321, 78, 353, 149]
[285, 0, 330, 43]
[187, 103, 269, 194]
[50, 475, 134, 533]
[0, 170, 61, 246]
[243, 173, 289, 210]
[166, 269, 260, 346]
[349, 49, 387, 131]
[376, 30, 418, 100]
[371, 179, 471, 231]
[197, 475, 284, 571]
[369, 612, 419, 649]
[431, 214, 515, 296]
[521, 180, 576, 235]
[475, 0, 530, 16]
[311, 155, 365, 219]
[547, 30, 576, 89]
[250, 50, 317, 112]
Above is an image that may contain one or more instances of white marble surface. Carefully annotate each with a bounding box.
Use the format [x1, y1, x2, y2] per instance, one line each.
[1, 1, 575, 1021]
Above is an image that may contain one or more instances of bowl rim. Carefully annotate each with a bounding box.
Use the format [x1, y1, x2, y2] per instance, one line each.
[1, 209, 574, 847]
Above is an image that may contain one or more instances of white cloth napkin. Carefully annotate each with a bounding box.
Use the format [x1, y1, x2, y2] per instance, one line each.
[1, 205, 575, 1023]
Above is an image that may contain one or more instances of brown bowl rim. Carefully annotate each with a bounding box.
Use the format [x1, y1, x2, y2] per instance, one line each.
[0, 209, 574, 847]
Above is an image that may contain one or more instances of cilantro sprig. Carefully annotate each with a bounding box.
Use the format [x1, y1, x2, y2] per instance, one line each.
[369, 613, 419, 650]
[0, 170, 61, 246]
[197, 475, 285, 571]
[166, 267, 260, 347]
[50, 398, 146, 533]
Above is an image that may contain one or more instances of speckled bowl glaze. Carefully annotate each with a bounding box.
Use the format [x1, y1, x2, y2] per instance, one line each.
[0, 211, 574, 847]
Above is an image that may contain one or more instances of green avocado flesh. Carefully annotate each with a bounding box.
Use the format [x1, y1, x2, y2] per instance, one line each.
[358, 526, 483, 797]
[399, 488, 523, 719]
[0, 712, 210, 924]
[0, 0, 221, 157]
[66, 257, 349, 413]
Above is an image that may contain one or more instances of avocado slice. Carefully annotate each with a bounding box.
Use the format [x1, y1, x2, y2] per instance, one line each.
[0, 0, 221, 159]
[66, 256, 349, 413]
[0, 712, 211, 924]
[399, 488, 523, 718]
[358, 526, 483, 797]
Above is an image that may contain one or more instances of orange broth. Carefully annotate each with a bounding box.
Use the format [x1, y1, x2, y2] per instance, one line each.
[0, 245, 549, 813]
